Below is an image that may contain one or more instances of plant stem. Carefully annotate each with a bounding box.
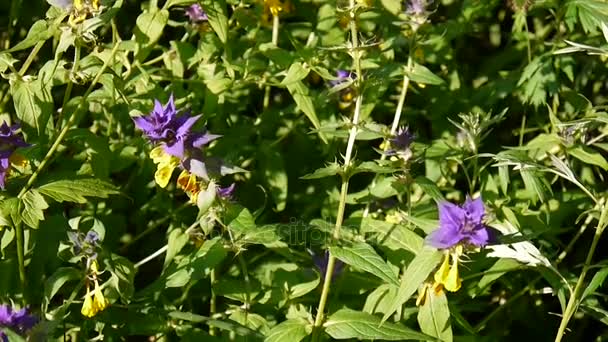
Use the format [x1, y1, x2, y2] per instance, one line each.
[362, 57, 412, 217]
[311, 1, 362, 339]
[18, 41, 45, 76]
[17, 42, 121, 199]
[209, 268, 217, 336]
[15, 222, 26, 296]
[58, 44, 82, 128]
[554, 204, 608, 342]
[263, 14, 280, 110]
[272, 14, 280, 46]
[13, 43, 120, 294]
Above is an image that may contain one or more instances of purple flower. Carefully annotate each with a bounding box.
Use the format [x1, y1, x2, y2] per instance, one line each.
[329, 70, 355, 87]
[185, 4, 208, 23]
[426, 197, 490, 249]
[385, 126, 414, 158]
[68, 230, 100, 258]
[133, 95, 220, 159]
[0, 122, 30, 190]
[0, 304, 37, 341]
[313, 251, 344, 280]
[405, 0, 431, 15]
[216, 183, 235, 199]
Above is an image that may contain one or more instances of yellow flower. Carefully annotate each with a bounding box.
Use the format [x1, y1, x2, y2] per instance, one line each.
[265, 0, 282, 16]
[81, 287, 95, 318]
[150, 147, 180, 188]
[416, 282, 444, 306]
[177, 170, 201, 203]
[433, 247, 462, 292]
[92, 280, 109, 313]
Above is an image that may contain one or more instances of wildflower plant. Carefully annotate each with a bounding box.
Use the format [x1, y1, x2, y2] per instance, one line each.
[2, 0, 608, 341]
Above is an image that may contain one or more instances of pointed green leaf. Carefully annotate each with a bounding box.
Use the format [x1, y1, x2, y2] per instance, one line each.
[417, 290, 453, 342]
[406, 63, 444, 85]
[38, 179, 119, 203]
[330, 242, 399, 286]
[134, 9, 169, 46]
[568, 145, 608, 170]
[324, 309, 432, 341]
[286, 81, 327, 143]
[11, 77, 54, 138]
[21, 189, 48, 228]
[382, 247, 443, 322]
[265, 319, 311, 342]
[202, 0, 229, 43]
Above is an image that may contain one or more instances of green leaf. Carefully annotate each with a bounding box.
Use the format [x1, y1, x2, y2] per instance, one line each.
[352, 161, 399, 176]
[261, 145, 288, 211]
[582, 267, 608, 300]
[21, 189, 49, 228]
[1, 328, 25, 342]
[202, 0, 229, 43]
[382, 247, 443, 322]
[44, 267, 81, 303]
[417, 290, 453, 342]
[163, 238, 227, 288]
[406, 63, 444, 85]
[11, 77, 54, 138]
[286, 81, 327, 143]
[226, 205, 257, 235]
[300, 163, 341, 179]
[330, 242, 399, 286]
[360, 218, 424, 254]
[169, 311, 263, 337]
[282, 62, 310, 85]
[265, 319, 311, 342]
[134, 9, 169, 46]
[37, 178, 119, 203]
[568, 145, 608, 170]
[414, 177, 445, 203]
[164, 228, 189, 269]
[6, 20, 55, 53]
[0, 53, 18, 73]
[324, 309, 432, 341]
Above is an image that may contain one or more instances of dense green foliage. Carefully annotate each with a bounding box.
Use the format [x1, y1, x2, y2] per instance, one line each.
[2, 0, 608, 340]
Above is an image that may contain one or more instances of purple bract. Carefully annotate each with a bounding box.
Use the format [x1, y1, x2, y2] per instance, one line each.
[426, 197, 490, 249]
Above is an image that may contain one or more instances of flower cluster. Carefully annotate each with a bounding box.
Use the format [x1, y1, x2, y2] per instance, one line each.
[68, 230, 100, 260]
[424, 197, 490, 294]
[0, 305, 37, 341]
[329, 70, 356, 110]
[312, 250, 344, 281]
[133, 95, 235, 205]
[185, 4, 208, 24]
[404, 0, 432, 31]
[0, 122, 30, 190]
[384, 126, 414, 162]
[50, 0, 101, 25]
[264, 0, 290, 17]
[81, 260, 109, 318]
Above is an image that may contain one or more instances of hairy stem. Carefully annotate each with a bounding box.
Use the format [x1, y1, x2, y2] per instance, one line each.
[554, 204, 607, 342]
[311, 1, 362, 339]
[13, 43, 120, 292]
[58, 44, 82, 128]
[15, 222, 26, 297]
[263, 14, 280, 110]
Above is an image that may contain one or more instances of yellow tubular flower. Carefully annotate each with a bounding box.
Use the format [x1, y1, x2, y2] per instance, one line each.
[433, 250, 462, 292]
[92, 0, 100, 10]
[434, 253, 450, 285]
[81, 286, 95, 317]
[176, 170, 201, 203]
[264, 0, 284, 17]
[150, 147, 180, 188]
[92, 280, 109, 313]
[74, 0, 83, 10]
[445, 253, 461, 292]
